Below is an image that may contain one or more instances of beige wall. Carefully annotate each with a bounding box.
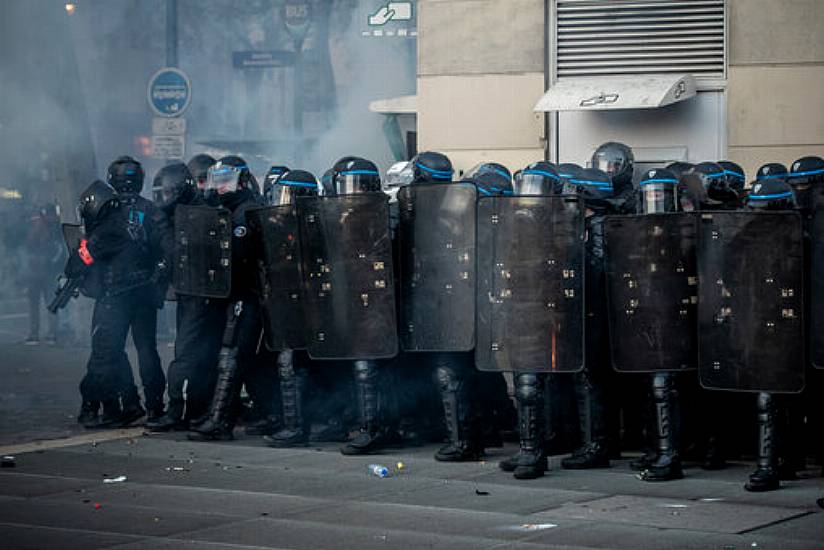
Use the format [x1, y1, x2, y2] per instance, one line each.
[417, 0, 546, 175]
[727, 0, 824, 179]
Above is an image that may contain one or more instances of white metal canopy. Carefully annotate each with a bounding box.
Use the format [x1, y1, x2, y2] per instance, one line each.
[534, 74, 697, 112]
[368, 94, 418, 115]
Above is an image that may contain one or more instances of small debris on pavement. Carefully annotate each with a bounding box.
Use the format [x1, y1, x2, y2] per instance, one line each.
[1, 456, 16, 468]
[475, 489, 490, 496]
[94, 503, 102, 510]
[103, 475, 127, 483]
[518, 523, 557, 531]
[165, 466, 188, 472]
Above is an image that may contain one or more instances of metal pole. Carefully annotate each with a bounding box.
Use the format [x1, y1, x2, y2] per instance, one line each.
[166, 0, 178, 67]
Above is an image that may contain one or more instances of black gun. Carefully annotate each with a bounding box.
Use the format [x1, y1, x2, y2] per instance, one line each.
[48, 274, 81, 314]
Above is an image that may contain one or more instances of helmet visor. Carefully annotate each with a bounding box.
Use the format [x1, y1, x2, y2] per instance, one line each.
[335, 170, 380, 195]
[516, 170, 560, 196]
[206, 165, 241, 195]
[639, 180, 678, 214]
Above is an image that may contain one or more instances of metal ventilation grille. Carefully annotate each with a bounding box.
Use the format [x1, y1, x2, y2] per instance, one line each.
[555, 0, 725, 78]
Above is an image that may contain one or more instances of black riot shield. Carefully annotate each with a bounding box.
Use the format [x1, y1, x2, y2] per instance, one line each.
[476, 195, 585, 373]
[298, 194, 398, 360]
[812, 211, 824, 369]
[604, 214, 698, 373]
[173, 205, 232, 299]
[246, 205, 306, 351]
[697, 211, 805, 393]
[397, 183, 477, 352]
[62, 223, 83, 252]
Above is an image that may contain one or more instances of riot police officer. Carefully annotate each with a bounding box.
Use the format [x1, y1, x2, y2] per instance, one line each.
[497, 162, 565, 479]
[146, 162, 223, 431]
[74, 156, 165, 427]
[258, 169, 321, 447]
[188, 156, 267, 441]
[562, 167, 619, 469]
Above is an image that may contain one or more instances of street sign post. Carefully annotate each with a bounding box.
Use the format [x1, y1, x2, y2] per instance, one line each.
[147, 67, 191, 117]
[151, 135, 185, 159]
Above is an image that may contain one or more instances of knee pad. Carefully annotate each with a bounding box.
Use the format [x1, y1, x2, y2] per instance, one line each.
[515, 373, 541, 405]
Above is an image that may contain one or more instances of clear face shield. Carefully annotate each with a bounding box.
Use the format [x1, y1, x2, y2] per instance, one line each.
[269, 180, 318, 206]
[593, 154, 626, 179]
[383, 162, 413, 202]
[639, 179, 678, 214]
[514, 170, 558, 196]
[334, 170, 380, 195]
[206, 164, 241, 196]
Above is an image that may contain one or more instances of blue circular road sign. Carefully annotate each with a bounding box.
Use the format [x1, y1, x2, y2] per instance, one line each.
[147, 67, 191, 117]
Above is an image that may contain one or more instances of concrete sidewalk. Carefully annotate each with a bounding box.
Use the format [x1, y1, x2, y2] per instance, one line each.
[0, 433, 821, 549]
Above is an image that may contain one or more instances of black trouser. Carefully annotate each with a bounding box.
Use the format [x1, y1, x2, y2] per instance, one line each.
[80, 285, 165, 410]
[27, 277, 57, 340]
[165, 295, 225, 420]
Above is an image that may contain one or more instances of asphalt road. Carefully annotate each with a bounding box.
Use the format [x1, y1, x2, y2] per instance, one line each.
[0, 297, 822, 549]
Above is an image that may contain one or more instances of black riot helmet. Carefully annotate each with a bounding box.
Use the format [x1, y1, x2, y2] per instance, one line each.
[691, 162, 738, 209]
[639, 168, 679, 214]
[78, 179, 119, 228]
[333, 157, 382, 194]
[205, 155, 256, 204]
[411, 151, 454, 183]
[187, 154, 216, 191]
[267, 169, 318, 206]
[572, 168, 614, 212]
[665, 161, 694, 178]
[755, 163, 788, 183]
[718, 160, 746, 197]
[106, 155, 145, 193]
[464, 162, 512, 184]
[787, 156, 824, 214]
[320, 169, 336, 196]
[557, 163, 583, 194]
[591, 142, 634, 193]
[467, 169, 513, 197]
[262, 165, 290, 203]
[513, 161, 562, 196]
[746, 178, 796, 211]
[152, 162, 195, 212]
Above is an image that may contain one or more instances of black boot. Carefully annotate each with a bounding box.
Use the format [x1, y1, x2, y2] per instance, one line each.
[119, 388, 147, 427]
[640, 373, 683, 481]
[341, 361, 394, 455]
[745, 392, 779, 492]
[146, 401, 186, 432]
[562, 369, 609, 469]
[512, 373, 547, 480]
[434, 361, 482, 462]
[630, 450, 658, 471]
[189, 303, 242, 442]
[77, 400, 100, 429]
[95, 399, 124, 429]
[265, 350, 309, 447]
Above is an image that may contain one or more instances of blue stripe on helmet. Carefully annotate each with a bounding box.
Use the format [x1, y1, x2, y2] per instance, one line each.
[558, 173, 573, 179]
[278, 180, 317, 188]
[523, 169, 560, 180]
[756, 172, 787, 181]
[340, 170, 379, 176]
[476, 186, 493, 196]
[789, 168, 824, 178]
[492, 168, 511, 180]
[705, 172, 726, 178]
[415, 162, 454, 178]
[723, 170, 745, 179]
[639, 178, 679, 186]
[748, 191, 794, 201]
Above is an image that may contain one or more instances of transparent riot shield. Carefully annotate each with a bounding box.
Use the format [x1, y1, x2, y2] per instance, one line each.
[604, 213, 698, 373]
[298, 194, 398, 360]
[397, 183, 477, 352]
[697, 211, 805, 393]
[173, 204, 232, 299]
[246, 205, 306, 351]
[476, 195, 585, 373]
